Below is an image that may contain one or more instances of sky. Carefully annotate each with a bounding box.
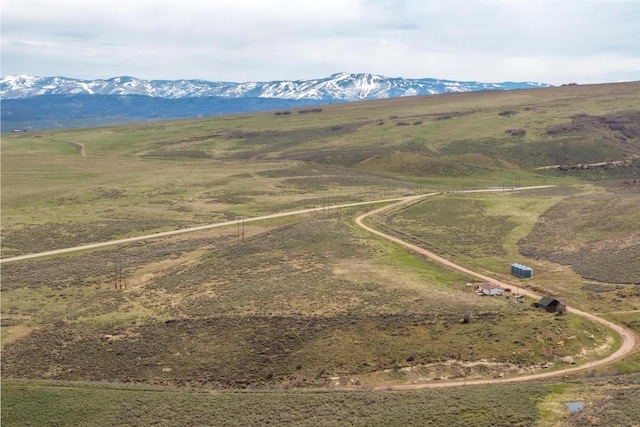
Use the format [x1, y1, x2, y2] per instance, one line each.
[1, 0, 639, 85]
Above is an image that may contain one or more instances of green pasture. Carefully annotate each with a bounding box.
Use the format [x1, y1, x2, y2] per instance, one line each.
[2, 380, 550, 427]
[4, 373, 639, 427]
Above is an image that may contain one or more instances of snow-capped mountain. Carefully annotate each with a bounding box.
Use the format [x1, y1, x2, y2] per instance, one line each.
[1, 72, 551, 101]
[1, 72, 553, 131]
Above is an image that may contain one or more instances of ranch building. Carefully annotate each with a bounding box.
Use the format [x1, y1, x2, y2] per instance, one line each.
[531, 296, 561, 313]
[476, 283, 505, 296]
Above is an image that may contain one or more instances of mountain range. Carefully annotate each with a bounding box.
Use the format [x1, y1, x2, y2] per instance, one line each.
[1, 73, 551, 131]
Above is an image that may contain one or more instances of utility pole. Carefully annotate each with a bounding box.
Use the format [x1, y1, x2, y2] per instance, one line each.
[237, 217, 245, 242]
[114, 257, 121, 289]
[123, 256, 127, 290]
[114, 254, 128, 290]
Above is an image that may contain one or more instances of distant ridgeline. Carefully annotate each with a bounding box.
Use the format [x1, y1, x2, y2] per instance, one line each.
[0, 73, 550, 131]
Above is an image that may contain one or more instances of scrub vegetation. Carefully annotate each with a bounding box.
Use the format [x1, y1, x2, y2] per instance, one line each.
[2, 82, 639, 426]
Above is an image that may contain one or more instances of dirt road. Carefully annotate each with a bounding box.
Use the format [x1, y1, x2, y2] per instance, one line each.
[355, 192, 637, 390]
[0, 195, 429, 264]
[2, 185, 635, 389]
[0, 186, 553, 264]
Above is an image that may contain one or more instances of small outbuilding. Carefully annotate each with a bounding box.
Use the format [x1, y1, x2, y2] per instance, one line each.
[531, 296, 561, 313]
[477, 283, 505, 296]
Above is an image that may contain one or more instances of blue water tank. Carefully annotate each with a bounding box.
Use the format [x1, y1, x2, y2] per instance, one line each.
[511, 263, 533, 278]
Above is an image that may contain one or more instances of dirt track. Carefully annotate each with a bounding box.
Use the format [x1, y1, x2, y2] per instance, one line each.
[0, 194, 433, 264]
[2, 186, 636, 389]
[68, 141, 85, 156]
[355, 190, 638, 390]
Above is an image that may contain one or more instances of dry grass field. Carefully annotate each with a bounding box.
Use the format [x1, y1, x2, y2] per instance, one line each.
[2, 82, 639, 425]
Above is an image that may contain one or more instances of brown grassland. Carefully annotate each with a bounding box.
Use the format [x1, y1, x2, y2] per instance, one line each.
[2, 82, 640, 426]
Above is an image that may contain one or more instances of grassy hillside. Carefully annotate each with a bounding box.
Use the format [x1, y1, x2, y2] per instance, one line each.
[2, 83, 639, 254]
[0, 380, 551, 427]
[2, 82, 639, 425]
[519, 185, 640, 284]
[3, 374, 639, 426]
[4, 215, 611, 389]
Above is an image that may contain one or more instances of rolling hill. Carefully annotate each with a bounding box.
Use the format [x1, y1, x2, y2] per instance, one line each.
[1, 82, 639, 426]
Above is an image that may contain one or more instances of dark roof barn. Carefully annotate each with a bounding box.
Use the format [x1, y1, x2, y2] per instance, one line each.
[531, 296, 561, 313]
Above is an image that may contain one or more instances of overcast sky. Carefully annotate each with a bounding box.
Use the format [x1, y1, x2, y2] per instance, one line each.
[2, 0, 639, 85]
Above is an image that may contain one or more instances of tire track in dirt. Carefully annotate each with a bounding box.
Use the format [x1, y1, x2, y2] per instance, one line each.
[354, 188, 638, 390]
[68, 141, 85, 156]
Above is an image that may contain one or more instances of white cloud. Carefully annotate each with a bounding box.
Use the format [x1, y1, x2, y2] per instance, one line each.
[1, 0, 639, 84]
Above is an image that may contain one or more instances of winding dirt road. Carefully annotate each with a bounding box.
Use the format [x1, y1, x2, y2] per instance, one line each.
[354, 190, 637, 390]
[2, 186, 635, 389]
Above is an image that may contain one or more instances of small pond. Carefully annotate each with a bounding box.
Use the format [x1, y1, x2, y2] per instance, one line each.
[564, 401, 585, 413]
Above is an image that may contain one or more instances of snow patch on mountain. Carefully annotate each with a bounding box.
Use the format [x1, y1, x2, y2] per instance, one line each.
[0, 72, 552, 101]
